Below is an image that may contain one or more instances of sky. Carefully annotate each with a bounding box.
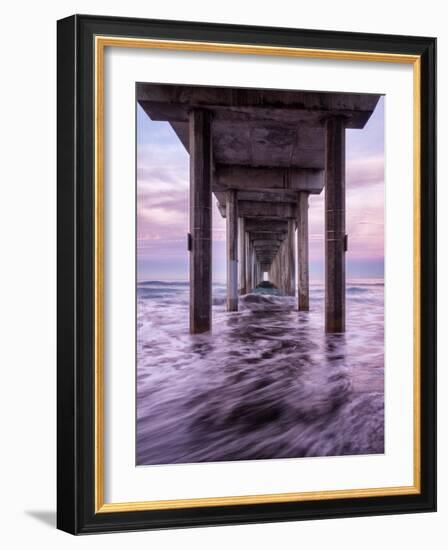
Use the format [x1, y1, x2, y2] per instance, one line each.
[137, 95, 384, 282]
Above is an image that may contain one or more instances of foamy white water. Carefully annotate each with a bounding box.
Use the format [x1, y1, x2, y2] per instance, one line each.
[136, 282, 384, 465]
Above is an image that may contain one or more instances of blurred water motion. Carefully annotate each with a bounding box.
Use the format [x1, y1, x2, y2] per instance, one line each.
[136, 281, 384, 465]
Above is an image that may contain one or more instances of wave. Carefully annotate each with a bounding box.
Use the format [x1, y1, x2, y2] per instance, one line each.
[347, 286, 370, 294]
[138, 280, 189, 287]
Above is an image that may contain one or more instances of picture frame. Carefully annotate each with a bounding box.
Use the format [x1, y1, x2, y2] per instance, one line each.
[57, 14, 436, 534]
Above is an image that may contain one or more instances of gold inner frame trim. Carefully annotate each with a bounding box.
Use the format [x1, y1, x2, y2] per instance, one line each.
[94, 35, 421, 514]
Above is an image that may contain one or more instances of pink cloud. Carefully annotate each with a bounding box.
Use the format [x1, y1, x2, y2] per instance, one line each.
[308, 154, 384, 262]
[137, 134, 385, 266]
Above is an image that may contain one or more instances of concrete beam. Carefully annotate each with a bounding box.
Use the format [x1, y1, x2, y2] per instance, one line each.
[137, 84, 380, 129]
[254, 249, 280, 256]
[253, 242, 281, 249]
[220, 200, 296, 219]
[245, 220, 288, 233]
[215, 166, 324, 194]
[249, 231, 287, 241]
[254, 257, 279, 263]
[252, 239, 282, 247]
[237, 190, 300, 203]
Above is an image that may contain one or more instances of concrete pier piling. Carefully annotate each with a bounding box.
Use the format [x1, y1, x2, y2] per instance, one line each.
[188, 109, 212, 334]
[245, 232, 253, 294]
[325, 117, 346, 333]
[297, 192, 310, 311]
[238, 217, 246, 295]
[138, 84, 380, 333]
[287, 220, 296, 297]
[226, 190, 238, 311]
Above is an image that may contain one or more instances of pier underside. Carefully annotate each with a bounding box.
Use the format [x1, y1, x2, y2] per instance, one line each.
[138, 84, 380, 334]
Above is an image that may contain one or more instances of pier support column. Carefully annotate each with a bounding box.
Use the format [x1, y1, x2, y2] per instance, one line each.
[269, 251, 279, 291]
[226, 190, 238, 311]
[287, 220, 296, 296]
[189, 109, 212, 334]
[238, 218, 246, 295]
[245, 233, 252, 292]
[325, 117, 346, 333]
[297, 192, 310, 311]
[252, 254, 257, 288]
[277, 238, 289, 295]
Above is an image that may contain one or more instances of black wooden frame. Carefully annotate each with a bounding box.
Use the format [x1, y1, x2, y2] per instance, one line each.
[57, 14, 436, 534]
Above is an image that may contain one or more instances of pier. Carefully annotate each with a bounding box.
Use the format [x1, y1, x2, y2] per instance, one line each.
[137, 84, 380, 334]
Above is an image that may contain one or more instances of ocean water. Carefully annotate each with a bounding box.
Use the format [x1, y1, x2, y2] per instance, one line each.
[136, 281, 384, 465]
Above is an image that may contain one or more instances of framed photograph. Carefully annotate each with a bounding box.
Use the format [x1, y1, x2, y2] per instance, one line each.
[57, 14, 436, 534]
